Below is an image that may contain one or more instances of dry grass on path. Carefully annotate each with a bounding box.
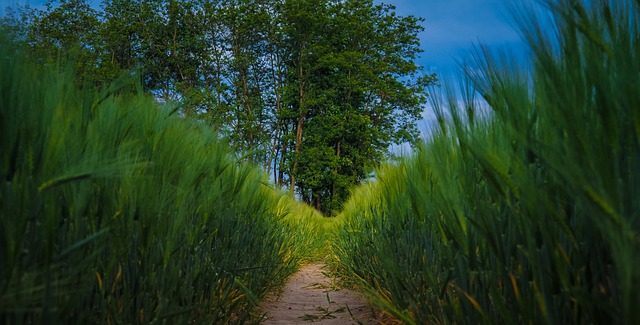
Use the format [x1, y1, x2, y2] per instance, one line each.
[260, 264, 397, 324]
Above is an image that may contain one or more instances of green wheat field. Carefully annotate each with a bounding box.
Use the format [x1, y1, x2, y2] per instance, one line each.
[2, 0, 639, 324]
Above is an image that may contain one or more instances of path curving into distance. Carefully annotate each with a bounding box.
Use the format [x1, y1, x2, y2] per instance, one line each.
[260, 264, 395, 324]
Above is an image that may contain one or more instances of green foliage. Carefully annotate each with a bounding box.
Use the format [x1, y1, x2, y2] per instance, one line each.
[1, 0, 434, 216]
[334, 0, 640, 323]
[281, 0, 434, 214]
[0, 36, 322, 324]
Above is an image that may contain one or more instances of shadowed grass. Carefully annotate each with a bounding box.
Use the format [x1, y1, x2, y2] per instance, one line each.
[0, 34, 323, 324]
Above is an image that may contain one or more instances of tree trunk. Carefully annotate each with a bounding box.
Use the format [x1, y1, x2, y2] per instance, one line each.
[290, 53, 306, 194]
[241, 70, 254, 152]
[266, 48, 283, 173]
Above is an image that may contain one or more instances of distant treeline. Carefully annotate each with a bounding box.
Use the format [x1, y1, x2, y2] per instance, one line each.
[2, 0, 435, 214]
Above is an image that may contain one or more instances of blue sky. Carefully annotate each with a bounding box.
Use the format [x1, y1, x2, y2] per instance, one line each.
[376, 0, 542, 79]
[373, 0, 552, 144]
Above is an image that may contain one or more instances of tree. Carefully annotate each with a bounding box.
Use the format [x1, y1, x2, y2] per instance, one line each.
[20, 0, 102, 84]
[3, 0, 435, 215]
[99, 0, 144, 83]
[282, 0, 434, 214]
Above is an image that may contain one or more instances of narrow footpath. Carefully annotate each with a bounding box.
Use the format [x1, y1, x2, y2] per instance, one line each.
[260, 264, 394, 324]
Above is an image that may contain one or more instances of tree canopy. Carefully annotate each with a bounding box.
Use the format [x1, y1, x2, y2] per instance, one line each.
[2, 0, 435, 215]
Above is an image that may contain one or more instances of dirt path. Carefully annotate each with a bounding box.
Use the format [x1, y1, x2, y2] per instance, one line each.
[259, 264, 391, 324]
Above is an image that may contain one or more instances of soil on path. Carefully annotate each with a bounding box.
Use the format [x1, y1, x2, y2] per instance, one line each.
[259, 264, 393, 324]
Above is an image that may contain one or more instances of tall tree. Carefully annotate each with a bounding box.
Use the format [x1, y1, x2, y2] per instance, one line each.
[278, 0, 330, 194]
[99, 0, 140, 81]
[3, 0, 434, 214]
[283, 0, 434, 214]
[224, 0, 272, 161]
[21, 0, 102, 83]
